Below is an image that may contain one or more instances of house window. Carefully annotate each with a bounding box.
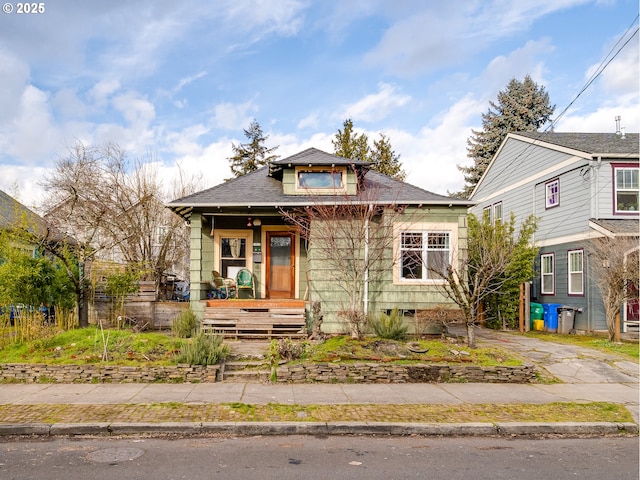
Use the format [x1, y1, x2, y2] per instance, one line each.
[399, 231, 450, 281]
[297, 170, 343, 189]
[220, 237, 247, 278]
[614, 167, 639, 212]
[545, 179, 559, 208]
[541, 253, 555, 295]
[568, 250, 584, 295]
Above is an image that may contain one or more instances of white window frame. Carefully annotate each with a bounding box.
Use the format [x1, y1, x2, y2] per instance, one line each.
[540, 253, 555, 295]
[393, 222, 457, 285]
[492, 202, 503, 223]
[568, 249, 584, 296]
[614, 166, 639, 213]
[545, 179, 559, 209]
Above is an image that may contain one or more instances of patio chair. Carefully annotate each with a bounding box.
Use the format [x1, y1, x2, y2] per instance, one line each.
[235, 268, 254, 299]
[211, 271, 236, 299]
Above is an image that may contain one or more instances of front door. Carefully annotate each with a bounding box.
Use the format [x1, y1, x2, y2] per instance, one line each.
[266, 232, 295, 299]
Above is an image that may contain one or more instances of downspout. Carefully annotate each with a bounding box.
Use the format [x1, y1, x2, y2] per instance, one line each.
[363, 204, 373, 316]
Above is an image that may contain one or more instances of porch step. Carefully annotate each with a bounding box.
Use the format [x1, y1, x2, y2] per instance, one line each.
[202, 301, 307, 340]
[222, 369, 271, 383]
[220, 360, 271, 382]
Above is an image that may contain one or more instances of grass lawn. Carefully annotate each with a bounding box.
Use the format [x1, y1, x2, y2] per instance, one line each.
[0, 327, 184, 365]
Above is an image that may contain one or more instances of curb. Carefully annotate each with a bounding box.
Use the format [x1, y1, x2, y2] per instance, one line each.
[0, 421, 637, 438]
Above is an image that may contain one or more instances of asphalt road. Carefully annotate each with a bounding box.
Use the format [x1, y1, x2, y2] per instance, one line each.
[1, 435, 637, 480]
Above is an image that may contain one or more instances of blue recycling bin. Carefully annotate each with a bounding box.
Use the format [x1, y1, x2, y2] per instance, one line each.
[542, 303, 561, 333]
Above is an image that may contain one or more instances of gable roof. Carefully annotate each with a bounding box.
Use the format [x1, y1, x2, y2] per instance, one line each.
[0, 190, 44, 232]
[470, 131, 639, 199]
[512, 132, 639, 157]
[167, 148, 471, 220]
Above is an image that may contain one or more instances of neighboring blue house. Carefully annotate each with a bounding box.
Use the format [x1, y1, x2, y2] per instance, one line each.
[469, 132, 639, 333]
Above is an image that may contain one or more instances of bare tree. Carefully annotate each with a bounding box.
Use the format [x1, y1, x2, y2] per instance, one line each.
[38, 142, 199, 326]
[589, 236, 639, 342]
[430, 213, 537, 348]
[280, 176, 402, 338]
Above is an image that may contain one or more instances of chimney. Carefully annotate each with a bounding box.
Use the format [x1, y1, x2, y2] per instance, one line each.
[615, 116, 621, 135]
[621, 127, 626, 139]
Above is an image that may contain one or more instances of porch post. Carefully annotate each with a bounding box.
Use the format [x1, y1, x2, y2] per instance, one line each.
[189, 213, 206, 319]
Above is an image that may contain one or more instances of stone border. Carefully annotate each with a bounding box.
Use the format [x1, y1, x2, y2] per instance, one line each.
[0, 363, 220, 384]
[276, 363, 536, 383]
[0, 362, 536, 384]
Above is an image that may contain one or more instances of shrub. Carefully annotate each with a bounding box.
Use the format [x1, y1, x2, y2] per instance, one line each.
[372, 308, 408, 341]
[172, 308, 198, 338]
[175, 333, 229, 366]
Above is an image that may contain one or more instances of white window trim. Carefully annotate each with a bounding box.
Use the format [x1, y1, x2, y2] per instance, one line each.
[540, 253, 555, 295]
[545, 179, 560, 209]
[614, 166, 639, 213]
[568, 249, 584, 296]
[393, 222, 458, 285]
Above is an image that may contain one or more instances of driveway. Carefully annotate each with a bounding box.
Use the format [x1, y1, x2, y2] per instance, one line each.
[455, 325, 639, 384]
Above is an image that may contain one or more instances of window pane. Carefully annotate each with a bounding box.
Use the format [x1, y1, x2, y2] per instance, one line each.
[426, 250, 448, 278]
[542, 276, 553, 293]
[221, 238, 246, 259]
[401, 250, 423, 279]
[298, 171, 343, 188]
[427, 233, 449, 248]
[402, 232, 422, 249]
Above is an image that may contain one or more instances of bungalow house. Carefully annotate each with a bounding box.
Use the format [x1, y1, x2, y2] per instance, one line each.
[167, 148, 472, 335]
[469, 132, 639, 333]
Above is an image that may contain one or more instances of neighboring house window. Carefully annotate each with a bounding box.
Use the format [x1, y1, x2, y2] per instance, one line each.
[399, 231, 450, 281]
[568, 249, 584, 295]
[614, 166, 639, 213]
[156, 226, 169, 245]
[493, 202, 503, 223]
[483, 202, 502, 224]
[541, 253, 555, 295]
[483, 206, 492, 223]
[545, 179, 559, 208]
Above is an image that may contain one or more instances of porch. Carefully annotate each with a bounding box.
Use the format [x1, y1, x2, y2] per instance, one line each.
[201, 299, 307, 339]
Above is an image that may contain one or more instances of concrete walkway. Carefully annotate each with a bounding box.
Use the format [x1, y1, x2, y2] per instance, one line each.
[0, 327, 638, 437]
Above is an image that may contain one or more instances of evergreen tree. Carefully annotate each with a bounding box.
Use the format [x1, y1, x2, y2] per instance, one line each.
[456, 75, 555, 198]
[371, 133, 405, 180]
[332, 118, 370, 163]
[332, 119, 406, 180]
[228, 120, 279, 177]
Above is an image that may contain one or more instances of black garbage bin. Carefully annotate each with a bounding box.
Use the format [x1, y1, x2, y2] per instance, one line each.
[557, 306, 577, 334]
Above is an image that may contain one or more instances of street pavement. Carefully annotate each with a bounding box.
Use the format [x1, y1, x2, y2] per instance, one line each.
[0, 327, 637, 437]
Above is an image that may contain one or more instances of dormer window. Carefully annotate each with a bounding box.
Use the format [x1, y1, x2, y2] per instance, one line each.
[295, 166, 347, 194]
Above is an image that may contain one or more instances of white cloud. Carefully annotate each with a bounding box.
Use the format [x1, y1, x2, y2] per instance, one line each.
[297, 114, 319, 130]
[342, 83, 411, 123]
[0, 51, 30, 125]
[89, 80, 121, 108]
[212, 101, 257, 130]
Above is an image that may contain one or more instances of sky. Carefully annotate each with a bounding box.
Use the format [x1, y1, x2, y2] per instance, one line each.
[0, 0, 638, 211]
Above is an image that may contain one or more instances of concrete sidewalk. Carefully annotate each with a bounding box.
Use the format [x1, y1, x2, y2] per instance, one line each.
[0, 378, 637, 438]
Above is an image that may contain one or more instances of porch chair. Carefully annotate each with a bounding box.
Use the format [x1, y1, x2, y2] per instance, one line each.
[235, 268, 254, 299]
[211, 271, 236, 299]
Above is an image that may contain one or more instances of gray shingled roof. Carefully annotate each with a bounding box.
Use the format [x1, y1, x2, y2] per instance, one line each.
[272, 147, 371, 166]
[590, 218, 640, 236]
[167, 148, 471, 218]
[514, 132, 639, 156]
